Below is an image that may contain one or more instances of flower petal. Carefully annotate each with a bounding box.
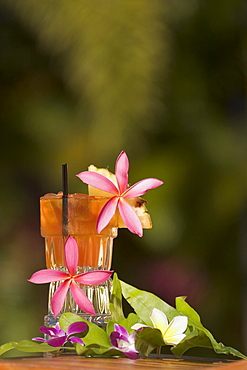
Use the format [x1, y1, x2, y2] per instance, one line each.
[150, 308, 169, 333]
[123, 349, 139, 360]
[114, 324, 129, 338]
[118, 198, 143, 237]
[74, 270, 113, 285]
[70, 280, 96, 315]
[39, 325, 64, 337]
[64, 236, 78, 276]
[131, 323, 148, 330]
[51, 280, 71, 317]
[96, 196, 118, 234]
[69, 336, 84, 345]
[32, 337, 46, 342]
[115, 151, 129, 194]
[76, 171, 119, 195]
[47, 336, 67, 347]
[129, 332, 136, 343]
[123, 178, 163, 198]
[53, 323, 66, 336]
[28, 270, 69, 284]
[110, 331, 120, 347]
[163, 316, 188, 342]
[67, 321, 88, 336]
[163, 333, 186, 346]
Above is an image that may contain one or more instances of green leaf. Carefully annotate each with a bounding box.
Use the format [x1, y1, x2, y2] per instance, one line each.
[82, 321, 111, 349]
[75, 344, 125, 357]
[110, 273, 125, 321]
[14, 340, 63, 353]
[107, 273, 125, 334]
[0, 340, 62, 356]
[107, 274, 141, 334]
[123, 313, 140, 332]
[174, 297, 247, 359]
[176, 296, 202, 324]
[0, 342, 19, 356]
[134, 327, 165, 357]
[120, 280, 179, 326]
[171, 330, 212, 357]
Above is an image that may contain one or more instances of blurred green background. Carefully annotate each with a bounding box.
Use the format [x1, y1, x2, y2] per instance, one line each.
[0, 0, 247, 357]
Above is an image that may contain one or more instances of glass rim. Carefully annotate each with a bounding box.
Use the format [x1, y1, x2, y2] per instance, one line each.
[40, 192, 112, 201]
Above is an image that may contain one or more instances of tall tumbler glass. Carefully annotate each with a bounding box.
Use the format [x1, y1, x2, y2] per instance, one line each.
[40, 193, 118, 327]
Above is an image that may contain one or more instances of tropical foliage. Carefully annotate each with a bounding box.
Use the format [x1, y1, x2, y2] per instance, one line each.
[0, 274, 246, 359]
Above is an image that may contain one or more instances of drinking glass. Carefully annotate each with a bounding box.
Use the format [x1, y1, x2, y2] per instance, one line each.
[40, 192, 118, 327]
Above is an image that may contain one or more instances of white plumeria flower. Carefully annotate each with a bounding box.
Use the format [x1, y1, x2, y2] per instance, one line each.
[132, 308, 188, 346]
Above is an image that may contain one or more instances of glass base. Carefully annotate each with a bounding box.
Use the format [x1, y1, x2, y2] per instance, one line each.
[44, 313, 111, 329]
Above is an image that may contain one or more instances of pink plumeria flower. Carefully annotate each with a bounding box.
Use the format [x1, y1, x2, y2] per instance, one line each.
[28, 236, 113, 317]
[76, 151, 163, 237]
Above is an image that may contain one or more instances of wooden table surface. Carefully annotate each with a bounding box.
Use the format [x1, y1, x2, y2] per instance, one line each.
[0, 356, 246, 370]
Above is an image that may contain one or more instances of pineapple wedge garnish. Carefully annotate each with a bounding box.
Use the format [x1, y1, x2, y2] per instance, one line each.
[88, 165, 152, 229]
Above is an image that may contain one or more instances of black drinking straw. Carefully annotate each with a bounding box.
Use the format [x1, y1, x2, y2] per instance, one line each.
[62, 163, 68, 237]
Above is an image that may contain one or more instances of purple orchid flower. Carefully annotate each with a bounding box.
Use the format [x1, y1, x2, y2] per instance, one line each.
[110, 324, 139, 359]
[76, 151, 163, 237]
[33, 321, 88, 347]
[28, 236, 113, 317]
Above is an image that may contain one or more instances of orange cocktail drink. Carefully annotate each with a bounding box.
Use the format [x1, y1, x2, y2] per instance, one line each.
[40, 192, 118, 271]
[40, 192, 118, 326]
